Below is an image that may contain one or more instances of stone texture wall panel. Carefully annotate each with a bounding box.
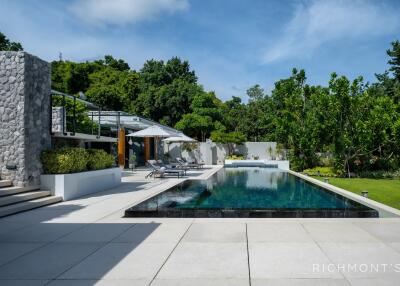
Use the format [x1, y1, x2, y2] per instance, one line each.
[0, 52, 51, 186]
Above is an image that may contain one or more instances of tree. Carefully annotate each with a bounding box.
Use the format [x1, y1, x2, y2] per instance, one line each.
[175, 113, 213, 142]
[0, 31, 23, 51]
[210, 131, 246, 156]
[134, 57, 200, 126]
[387, 40, 400, 81]
[85, 68, 140, 111]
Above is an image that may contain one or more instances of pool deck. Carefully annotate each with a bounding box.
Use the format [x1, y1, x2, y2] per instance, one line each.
[0, 166, 400, 285]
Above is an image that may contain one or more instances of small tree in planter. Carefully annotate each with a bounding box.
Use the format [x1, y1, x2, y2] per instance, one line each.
[129, 153, 137, 171]
[267, 145, 276, 160]
[210, 131, 246, 157]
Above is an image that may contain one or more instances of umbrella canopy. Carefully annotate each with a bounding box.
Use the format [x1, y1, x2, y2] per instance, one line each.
[163, 133, 196, 142]
[126, 125, 172, 137]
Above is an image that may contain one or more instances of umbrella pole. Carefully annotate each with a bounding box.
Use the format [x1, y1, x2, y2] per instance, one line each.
[155, 136, 158, 160]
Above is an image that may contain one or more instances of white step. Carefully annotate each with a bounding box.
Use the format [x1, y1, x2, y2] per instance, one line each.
[0, 185, 40, 197]
[0, 196, 63, 218]
[0, 180, 12, 188]
[0, 191, 51, 207]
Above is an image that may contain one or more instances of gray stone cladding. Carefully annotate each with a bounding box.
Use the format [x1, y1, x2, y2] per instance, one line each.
[0, 52, 51, 186]
[52, 106, 66, 133]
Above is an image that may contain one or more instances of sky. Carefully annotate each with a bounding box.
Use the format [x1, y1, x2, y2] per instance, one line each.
[1, 0, 399, 101]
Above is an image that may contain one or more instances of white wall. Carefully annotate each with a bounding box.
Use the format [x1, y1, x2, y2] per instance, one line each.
[164, 141, 278, 165]
[41, 168, 121, 200]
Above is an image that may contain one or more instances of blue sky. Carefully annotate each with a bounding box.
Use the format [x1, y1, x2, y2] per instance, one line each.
[1, 0, 399, 101]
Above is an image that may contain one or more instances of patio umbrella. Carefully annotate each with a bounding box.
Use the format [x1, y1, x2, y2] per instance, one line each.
[163, 133, 197, 158]
[127, 125, 172, 159]
[163, 133, 196, 143]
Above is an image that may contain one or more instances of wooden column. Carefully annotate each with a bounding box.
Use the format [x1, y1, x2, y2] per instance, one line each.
[118, 128, 125, 167]
[144, 137, 150, 162]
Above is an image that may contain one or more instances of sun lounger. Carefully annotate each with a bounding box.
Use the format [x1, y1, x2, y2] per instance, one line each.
[177, 157, 204, 169]
[146, 160, 185, 178]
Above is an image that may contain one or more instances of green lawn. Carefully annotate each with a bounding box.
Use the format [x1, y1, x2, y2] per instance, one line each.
[312, 177, 400, 210]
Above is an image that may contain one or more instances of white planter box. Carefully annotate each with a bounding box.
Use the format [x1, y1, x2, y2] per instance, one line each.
[224, 159, 290, 170]
[40, 168, 121, 200]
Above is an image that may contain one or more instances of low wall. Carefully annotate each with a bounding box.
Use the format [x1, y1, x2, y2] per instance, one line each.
[166, 141, 279, 165]
[40, 167, 121, 200]
[224, 159, 290, 170]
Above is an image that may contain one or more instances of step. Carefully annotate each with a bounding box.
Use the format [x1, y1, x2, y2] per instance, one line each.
[0, 185, 40, 197]
[0, 196, 63, 218]
[0, 180, 12, 188]
[0, 190, 51, 207]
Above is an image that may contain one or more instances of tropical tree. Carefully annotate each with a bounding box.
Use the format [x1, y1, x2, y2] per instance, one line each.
[210, 131, 246, 156]
[0, 31, 23, 51]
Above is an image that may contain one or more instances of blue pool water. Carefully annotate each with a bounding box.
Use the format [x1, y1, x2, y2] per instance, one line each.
[125, 167, 378, 218]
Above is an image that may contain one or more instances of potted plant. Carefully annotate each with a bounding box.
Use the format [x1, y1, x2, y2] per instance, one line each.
[267, 146, 276, 160]
[129, 153, 137, 171]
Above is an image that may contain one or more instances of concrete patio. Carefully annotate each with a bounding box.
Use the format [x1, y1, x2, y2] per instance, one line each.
[0, 166, 399, 286]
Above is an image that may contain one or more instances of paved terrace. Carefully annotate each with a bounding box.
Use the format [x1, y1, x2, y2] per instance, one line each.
[0, 166, 400, 286]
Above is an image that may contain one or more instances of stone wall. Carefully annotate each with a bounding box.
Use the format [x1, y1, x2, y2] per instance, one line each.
[52, 106, 66, 133]
[0, 52, 51, 186]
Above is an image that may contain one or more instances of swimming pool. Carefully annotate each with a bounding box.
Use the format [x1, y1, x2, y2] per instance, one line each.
[125, 167, 378, 218]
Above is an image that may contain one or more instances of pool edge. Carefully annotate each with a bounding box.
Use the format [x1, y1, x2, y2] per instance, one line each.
[288, 170, 400, 218]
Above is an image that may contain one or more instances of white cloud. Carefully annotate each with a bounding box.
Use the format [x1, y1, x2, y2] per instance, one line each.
[263, 0, 400, 63]
[69, 0, 189, 25]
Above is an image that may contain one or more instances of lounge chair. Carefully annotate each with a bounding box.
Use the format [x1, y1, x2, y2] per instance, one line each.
[157, 159, 189, 174]
[146, 160, 185, 178]
[177, 157, 204, 169]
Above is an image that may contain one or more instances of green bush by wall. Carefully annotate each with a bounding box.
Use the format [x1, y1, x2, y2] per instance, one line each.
[87, 149, 115, 171]
[41, 147, 115, 174]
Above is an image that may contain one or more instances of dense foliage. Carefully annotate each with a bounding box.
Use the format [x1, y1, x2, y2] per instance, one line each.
[44, 34, 400, 175]
[41, 148, 115, 174]
[0, 32, 23, 51]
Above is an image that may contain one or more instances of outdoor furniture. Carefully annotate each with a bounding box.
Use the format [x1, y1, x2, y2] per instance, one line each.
[158, 159, 190, 174]
[183, 157, 205, 168]
[177, 157, 204, 169]
[146, 160, 185, 178]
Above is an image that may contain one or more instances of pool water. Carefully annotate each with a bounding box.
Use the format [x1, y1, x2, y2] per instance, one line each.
[125, 167, 378, 218]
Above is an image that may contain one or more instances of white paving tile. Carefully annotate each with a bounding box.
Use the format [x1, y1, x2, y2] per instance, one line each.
[60, 242, 175, 280]
[0, 280, 48, 286]
[251, 278, 350, 286]
[249, 242, 342, 279]
[58, 223, 133, 243]
[247, 222, 313, 243]
[302, 222, 379, 242]
[0, 242, 103, 279]
[354, 222, 400, 242]
[151, 278, 249, 286]
[0, 242, 44, 266]
[0, 223, 84, 242]
[48, 279, 150, 286]
[182, 222, 246, 243]
[114, 222, 190, 243]
[319, 242, 400, 278]
[157, 242, 248, 279]
[348, 277, 400, 286]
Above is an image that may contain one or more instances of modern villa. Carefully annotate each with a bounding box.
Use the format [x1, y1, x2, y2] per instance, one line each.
[1, 52, 400, 285]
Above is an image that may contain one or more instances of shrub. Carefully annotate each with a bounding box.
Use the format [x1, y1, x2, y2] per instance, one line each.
[357, 170, 400, 179]
[87, 149, 115, 171]
[226, 154, 245, 160]
[303, 166, 337, 177]
[41, 147, 115, 174]
[41, 147, 88, 174]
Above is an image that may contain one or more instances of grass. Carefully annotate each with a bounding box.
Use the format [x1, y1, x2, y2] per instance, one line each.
[312, 176, 400, 210]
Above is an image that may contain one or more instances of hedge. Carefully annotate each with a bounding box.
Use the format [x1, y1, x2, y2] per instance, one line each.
[41, 147, 115, 174]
